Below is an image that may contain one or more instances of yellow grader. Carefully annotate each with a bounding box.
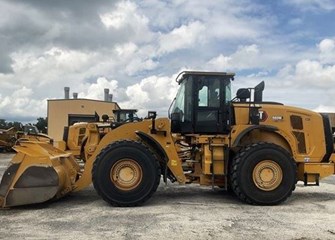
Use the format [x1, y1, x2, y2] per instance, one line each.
[0, 71, 334, 208]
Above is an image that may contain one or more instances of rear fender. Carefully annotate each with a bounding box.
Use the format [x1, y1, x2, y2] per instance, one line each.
[232, 125, 292, 154]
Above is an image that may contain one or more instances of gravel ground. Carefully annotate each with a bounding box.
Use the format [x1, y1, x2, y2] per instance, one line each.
[0, 153, 335, 240]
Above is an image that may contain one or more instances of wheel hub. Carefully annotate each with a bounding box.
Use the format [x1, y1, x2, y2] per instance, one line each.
[110, 159, 143, 191]
[252, 160, 283, 191]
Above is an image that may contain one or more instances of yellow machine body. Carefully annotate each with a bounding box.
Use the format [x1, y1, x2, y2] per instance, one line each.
[61, 101, 335, 193]
[1, 71, 334, 208]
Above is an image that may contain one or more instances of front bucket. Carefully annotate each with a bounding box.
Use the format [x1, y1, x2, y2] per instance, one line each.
[0, 141, 80, 208]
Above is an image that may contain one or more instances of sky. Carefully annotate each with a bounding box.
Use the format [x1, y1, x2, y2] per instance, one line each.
[1, 0, 335, 123]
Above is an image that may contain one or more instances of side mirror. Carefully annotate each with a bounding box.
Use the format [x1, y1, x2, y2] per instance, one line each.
[148, 111, 157, 120]
[236, 88, 251, 102]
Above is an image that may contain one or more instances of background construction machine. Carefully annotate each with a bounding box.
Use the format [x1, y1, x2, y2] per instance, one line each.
[57, 109, 140, 158]
[0, 125, 52, 152]
[0, 71, 334, 208]
[0, 127, 17, 152]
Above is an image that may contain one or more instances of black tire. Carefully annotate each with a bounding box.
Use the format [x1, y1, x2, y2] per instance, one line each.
[230, 142, 297, 205]
[92, 140, 161, 207]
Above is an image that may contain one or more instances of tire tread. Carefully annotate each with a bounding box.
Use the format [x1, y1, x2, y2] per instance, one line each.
[230, 142, 297, 205]
[92, 140, 161, 207]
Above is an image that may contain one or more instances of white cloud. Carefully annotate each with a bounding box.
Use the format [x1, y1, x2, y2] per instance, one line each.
[1, 0, 335, 123]
[252, 58, 335, 92]
[79, 77, 118, 101]
[111, 42, 158, 76]
[283, 0, 335, 11]
[0, 95, 11, 109]
[141, 0, 269, 40]
[125, 83, 150, 106]
[0, 87, 47, 122]
[242, 39, 335, 110]
[313, 105, 335, 113]
[293, 60, 335, 87]
[125, 58, 158, 76]
[115, 42, 138, 57]
[207, 44, 261, 71]
[12, 86, 33, 98]
[158, 21, 206, 54]
[288, 18, 303, 26]
[318, 38, 335, 64]
[100, 1, 152, 43]
[111, 42, 158, 75]
[121, 74, 179, 117]
[318, 39, 335, 52]
[10, 47, 95, 88]
[0, 47, 103, 121]
[247, 71, 269, 78]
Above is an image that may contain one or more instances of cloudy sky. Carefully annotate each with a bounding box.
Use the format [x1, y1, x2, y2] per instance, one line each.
[1, 0, 335, 123]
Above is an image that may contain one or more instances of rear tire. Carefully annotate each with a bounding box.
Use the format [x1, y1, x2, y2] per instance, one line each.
[92, 140, 161, 207]
[230, 142, 297, 205]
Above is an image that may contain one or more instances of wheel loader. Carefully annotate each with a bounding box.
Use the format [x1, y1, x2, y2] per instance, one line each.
[1, 71, 335, 208]
[0, 127, 17, 152]
[0, 125, 52, 152]
[57, 109, 140, 160]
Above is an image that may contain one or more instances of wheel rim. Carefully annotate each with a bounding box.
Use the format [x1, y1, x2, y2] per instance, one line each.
[252, 160, 283, 191]
[110, 159, 143, 191]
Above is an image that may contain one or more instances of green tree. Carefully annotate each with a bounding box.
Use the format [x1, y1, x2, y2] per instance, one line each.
[7, 121, 23, 131]
[0, 119, 6, 129]
[0, 119, 22, 130]
[35, 117, 47, 133]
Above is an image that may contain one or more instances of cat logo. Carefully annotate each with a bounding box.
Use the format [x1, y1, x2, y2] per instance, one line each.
[259, 110, 268, 122]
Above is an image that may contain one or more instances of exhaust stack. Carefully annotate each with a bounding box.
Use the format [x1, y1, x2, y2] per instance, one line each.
[64, 87, 70, 99]
[104, 89, 109, 102]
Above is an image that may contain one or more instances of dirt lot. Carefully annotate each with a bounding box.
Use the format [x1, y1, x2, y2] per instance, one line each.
[0, 153, 335, 240]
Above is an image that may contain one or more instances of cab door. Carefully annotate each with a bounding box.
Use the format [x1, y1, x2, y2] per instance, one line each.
[194, 76, 229, 134]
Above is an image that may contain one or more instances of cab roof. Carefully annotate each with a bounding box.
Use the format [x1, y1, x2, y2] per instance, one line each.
[176, 71, 235, 83]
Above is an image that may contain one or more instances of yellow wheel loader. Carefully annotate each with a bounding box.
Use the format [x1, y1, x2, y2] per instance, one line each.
[0, 127, 17, 152]
[0, 125, 52, 152]
[57, 109, 140, 160]
[1, 71, 335, 208]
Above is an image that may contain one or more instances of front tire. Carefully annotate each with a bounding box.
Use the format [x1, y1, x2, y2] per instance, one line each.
[92, 140, 161, 207]
[230, 142, 297, 205]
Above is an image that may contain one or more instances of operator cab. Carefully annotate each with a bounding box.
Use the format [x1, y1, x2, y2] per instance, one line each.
[23, 125, 39, 135]
[110, 109, 141, 129]
[170, 71, 234, 134]
[112, 109, 140, 122]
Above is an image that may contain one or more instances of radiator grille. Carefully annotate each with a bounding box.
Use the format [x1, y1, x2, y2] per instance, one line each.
[290, 115, 303, 130]
[292, 131, 306, 154]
